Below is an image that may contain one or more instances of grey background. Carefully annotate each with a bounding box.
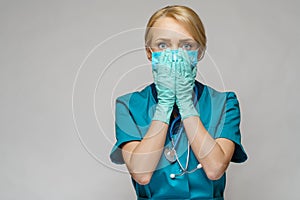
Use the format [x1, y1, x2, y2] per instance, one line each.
[1, 0, 299, 199]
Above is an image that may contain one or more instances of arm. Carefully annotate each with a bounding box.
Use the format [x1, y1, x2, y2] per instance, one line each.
[122, 120, 168, 185]
[122, 50, 175, 185]
[183, 116, 235, 180]
[175, 49, 234, 180]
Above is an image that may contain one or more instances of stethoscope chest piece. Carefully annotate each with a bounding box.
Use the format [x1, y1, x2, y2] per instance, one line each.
[164, 147, 176, 163]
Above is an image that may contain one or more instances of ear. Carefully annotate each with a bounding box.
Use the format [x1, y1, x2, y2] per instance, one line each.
[198, 46, 206, 61]
[197, 49, 202, 61]
[145, 46, 152, 61]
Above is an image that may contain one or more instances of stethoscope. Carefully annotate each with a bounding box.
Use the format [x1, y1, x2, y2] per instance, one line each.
[164, 86, 203, 179]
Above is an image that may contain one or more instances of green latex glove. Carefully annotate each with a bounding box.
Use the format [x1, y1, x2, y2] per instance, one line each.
[175, 48, 199, 120]
[152, 49, 176, 124]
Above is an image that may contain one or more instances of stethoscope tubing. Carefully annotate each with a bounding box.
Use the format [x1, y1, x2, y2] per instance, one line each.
[167, 85, 202, 179]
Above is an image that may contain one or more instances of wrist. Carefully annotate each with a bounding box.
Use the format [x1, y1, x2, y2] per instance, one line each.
[152, 103, 173, 124]
[178, 101, 199, 120]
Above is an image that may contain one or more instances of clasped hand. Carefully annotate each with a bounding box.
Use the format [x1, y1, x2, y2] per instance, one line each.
[152, 49, 199, 124]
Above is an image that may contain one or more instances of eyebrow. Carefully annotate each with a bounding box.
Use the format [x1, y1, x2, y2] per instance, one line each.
[155, 38, 195, 42]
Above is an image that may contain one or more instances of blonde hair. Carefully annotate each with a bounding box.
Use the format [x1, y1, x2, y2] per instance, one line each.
[145, 5, 207, 50]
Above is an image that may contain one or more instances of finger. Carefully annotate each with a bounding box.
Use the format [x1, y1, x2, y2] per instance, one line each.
[164, 49, 171, 64]
[158, 50, 165, 64]
[182, 49, 190, 64]
[178, 48, 184, 63]
[178, 49, 183, 75]
[156, 51, 166, 74]
[170, 57, 175, 76]
[192, 65, 197, 79]
[180, 57, 185, 76]
[182, 50, 192, 76]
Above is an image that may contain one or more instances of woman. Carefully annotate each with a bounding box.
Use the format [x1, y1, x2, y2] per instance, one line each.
[110, 5, 247, 199]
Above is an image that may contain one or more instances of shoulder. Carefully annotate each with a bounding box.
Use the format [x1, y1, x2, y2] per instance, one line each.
[201, 83, 239, 104]
[116, 83, 155, 109]
[115, 83, 155, 128]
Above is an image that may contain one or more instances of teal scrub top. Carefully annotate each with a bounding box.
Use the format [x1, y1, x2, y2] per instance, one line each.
[110, 81, 247, 200]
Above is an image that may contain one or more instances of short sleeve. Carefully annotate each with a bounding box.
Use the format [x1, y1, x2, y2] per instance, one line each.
[110, 98, 143, 164]
[216, 92, 248, 163]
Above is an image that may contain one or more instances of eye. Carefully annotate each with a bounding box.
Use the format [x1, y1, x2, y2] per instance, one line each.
[182, 43, 192, 50]
[158, 42, 168, 50]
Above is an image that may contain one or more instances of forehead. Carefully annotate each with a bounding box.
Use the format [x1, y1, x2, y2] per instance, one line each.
[150, 17, 194, 40]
